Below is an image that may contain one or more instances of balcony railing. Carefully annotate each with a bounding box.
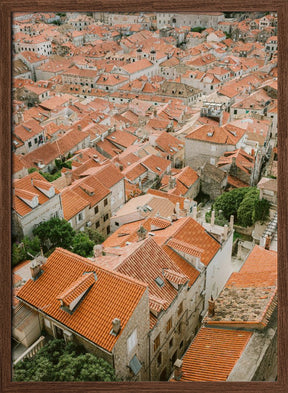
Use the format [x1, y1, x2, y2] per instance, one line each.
[13, 336, 46, 366]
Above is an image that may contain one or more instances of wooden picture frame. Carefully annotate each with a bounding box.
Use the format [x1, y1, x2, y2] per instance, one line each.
[1, 0, 287, 392]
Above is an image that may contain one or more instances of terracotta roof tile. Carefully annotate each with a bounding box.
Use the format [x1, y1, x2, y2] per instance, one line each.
[13, 172, 59, 217]
[186, 124, 245, 145]
[173, 327, 252, 381]
[162, 245, 200, 287]
[61, 188, 90, 221]
[17, 248, 147, 352]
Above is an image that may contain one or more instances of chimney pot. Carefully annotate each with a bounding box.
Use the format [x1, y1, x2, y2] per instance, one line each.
[112, 318, 121, 335]
[93, 244, 103, 257]
[30, 260, 43, 280]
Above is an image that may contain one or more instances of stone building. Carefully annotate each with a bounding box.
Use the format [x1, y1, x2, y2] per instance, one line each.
[170, 245, 277, 382]
[14, 248, 150, 381]
[198, 162, 228, 200]
[12, 172, 64, 239]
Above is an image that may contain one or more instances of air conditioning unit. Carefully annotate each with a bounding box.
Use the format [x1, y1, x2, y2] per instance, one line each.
[86, 221, 92, 227]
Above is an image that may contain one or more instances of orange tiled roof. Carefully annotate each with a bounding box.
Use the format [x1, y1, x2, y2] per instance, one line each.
[227, 175, 249, 188]
[162, 245, 200, 287]
[13, 172, 59, 217]
[57, 272, 95, 306]
[70, 175, 111, 207]
[87, 163, 124, 188]
[147, 189, 186, 210]
[186, 124, 245, 145]
[173, 327, 252, 381]
[205, 245, 277, 329]
[17, 248, 147, 352]
[61, 188, 90, 221]
[167, 238, 204, 258]
[162, 217, 220, 266]
[114, 237, 189, 309]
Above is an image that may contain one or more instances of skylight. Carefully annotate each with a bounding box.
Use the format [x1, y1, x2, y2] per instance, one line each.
[155, 276, 165, 288]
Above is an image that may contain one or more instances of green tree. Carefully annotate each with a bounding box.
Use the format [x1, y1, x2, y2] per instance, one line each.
[13, 339, 116, 382]
[252, 198, 271, 224]
[237, 188, 260, 227]
[33, 218, 75, 253]
[12, 236, 41, 267]
[84, 227, 105, 244]
[72, 232, 94, 257]
[213, 187, 250, 221]
[12, 242, 27, 267]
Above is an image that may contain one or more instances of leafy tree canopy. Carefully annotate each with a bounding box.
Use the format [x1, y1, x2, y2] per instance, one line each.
[84, 227, 105, 244]
[32, 218, 75, 253]
[13, 339, 116, 382]
[72, 232, 94, 257]
[212, 187, 270, 228]
[12, 236, 41, 267]
[213, 187, 249, 221]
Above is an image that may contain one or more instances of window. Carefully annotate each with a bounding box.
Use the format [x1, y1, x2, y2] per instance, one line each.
[169, 338, 173, 348]
[44, 318, 51, 328]
[178, 301, 183, 316]
[96, 221, 100, 228]
[77, 212, 83, 222]
[28, 141, 32, 148]
[107, 225, 110, 235]
[103, 213, 109, 222]
[234, 110, 237, 114]
[157, 352, 162, 366]
[104, 198, 108, 206]
[94, 206, 99, 214]
[34, 138, 38, 144]
[154, 333, 160, 352]
[127, 329, 137, 354]
[166, 317, 172, 334]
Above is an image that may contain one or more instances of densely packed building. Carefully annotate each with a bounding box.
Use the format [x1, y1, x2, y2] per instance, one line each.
[12, 11, 277, 382]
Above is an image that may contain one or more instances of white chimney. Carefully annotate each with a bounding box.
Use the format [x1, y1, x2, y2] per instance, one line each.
[175, 202, 180, 218]
[173, 359, 183, 381]
[93, 244, 103, 258]
[112, 318, 121, 335]
[192, 205, 197, 220]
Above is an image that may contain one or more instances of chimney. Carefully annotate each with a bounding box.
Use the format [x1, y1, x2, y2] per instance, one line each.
[208, 296, 215, 317]
[137, 225, 147, 241]
[30, 259, 43, 281]
[192, 205, 197, 220]
[173, 359, 183, 381]
[211, 210, 215, 226]
[175, 202, 180, 218]
[265, 235, 271, 250]
[93, 244, 103, 257]
[111, 318, 121, 335]
[223, 224, 228, 240]
[64, 171, 72, 186]
[229, 215, 234, 230]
